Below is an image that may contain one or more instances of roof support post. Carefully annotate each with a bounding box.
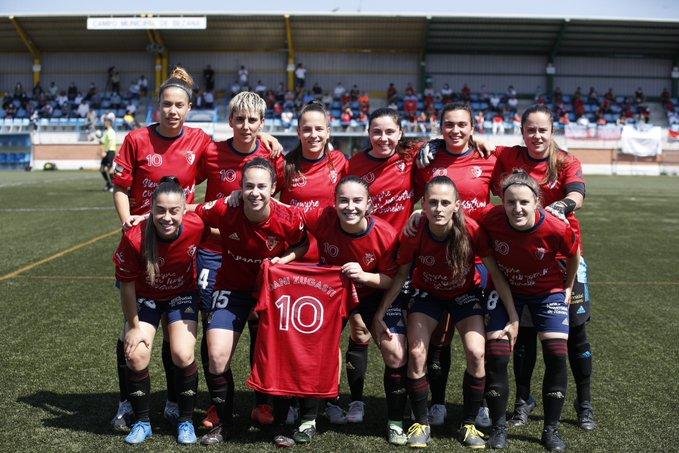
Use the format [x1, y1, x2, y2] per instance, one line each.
[9, 16, 41, 86]
[284, 14, 296, 92]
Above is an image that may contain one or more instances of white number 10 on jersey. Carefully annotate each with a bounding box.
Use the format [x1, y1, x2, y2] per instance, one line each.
[275, 295, 324, 334]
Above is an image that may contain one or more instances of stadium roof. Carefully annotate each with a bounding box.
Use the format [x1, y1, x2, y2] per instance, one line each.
[1, 1, 678, 58]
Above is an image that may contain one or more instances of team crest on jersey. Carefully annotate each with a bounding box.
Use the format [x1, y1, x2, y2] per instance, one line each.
[419, 255, 435, 266]
[114, 163, 125, 176]
[535, 247, 546, 260]
[187, 245, 196, 257]
[363, 252, 375, 266]
[362, 172, 375, 184]
[396, 160, 407, 173]
[494, 240, 510, 256]
[203, 200, 217, 210]
[156, 257, 165, 267]
[184, 150, 196, 165]
[291, 174, 307, 188]
[433, 167, 448, 177]
[115, 251, 125, 263]
[266, 235, 279, 251]
[329, 170, 339, 184]
[322, 242, 339, 258]
[471, 165, 482, 179]
[220, 169, 237, 182]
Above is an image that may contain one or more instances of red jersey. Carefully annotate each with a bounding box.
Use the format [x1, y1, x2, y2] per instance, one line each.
[303, 206, 399, 300]
[276, 150, 348, 213]
[194, 198, 306, 293]
[415, 148, 496, 220]
[348, 148, 417, 232]
[491, 145, 586, 247]
[199, 138, 283, 253]
[477, 206, 579, 296]
[276, 150, 349, 261]
[112, 125, 212, 215]
[113, 213, 209, 300]
[397, 216, 486, 299]
[248, 261, 359, 398]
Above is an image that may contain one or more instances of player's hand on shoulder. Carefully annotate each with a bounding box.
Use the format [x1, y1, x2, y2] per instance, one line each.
[475, 137, 496, 158]
[416, 138, 442, 169]
[226, 190, 242, 207]
[545, 201, 570, 225]
[258, 132, 283, 157]
[403, 210, 423, 238]
[123, 214, 148, 231]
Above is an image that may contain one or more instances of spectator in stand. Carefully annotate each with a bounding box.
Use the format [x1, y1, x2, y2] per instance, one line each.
[48, 82, 59, 98]
[661, 87, 672, 107]
[283, 90, 295, 110]
[350, 84, 360, 101]
[312, 82, 323, 99]
[230, 80, 241, 97]
[475, 111, 485, 133]
[129, 81, 141, 99]
[358, 91, 370, 112]
[322, 92, 333, 107]
[238, 65, 249, 87]
[492, 112, 505, 135]
[387, 83, 398, 103]
[334, 82, 346, 100]
[273, 101, 283, 116]
[604, 88, 615, 102]
[341, 107, 353, 129]
[461, 83, 471, 102]
[85, 83, 97, 102]
[441, 83, 453, 102]
[56, 91, 68, 107]
[507, 94, 518, 111]
[489, 93, 501, 110]
[302, 90, 315, 105]
[573, 86, 582, 100]
[77, 99, 90, 118]
[577, 115, 590, 127]
[587, 87, 598, 104]
[255, 80, 267, 96]
[635, 87, 645, 103]
[204, 90, 215, 109]
[559, 112, 570, 127]
[275, 82, 285, 101]
[405, 83, 415, 97]
[480, 85, 489, 103]
[32, 81, 43, 97]
[403, 96, 418, 121]
[596, 112, 607, 126]
[415, 111, 428, 133]
[138, 75, 148, 97]
[111, 91, 122, 110]
[281, 109, 294, 130]
[553, 86, 563, 102]
[67, 82, 78, 101]
[507, 84, 517, 98]
[123, 109, 139, 130]
[294, 63, 307, 90]
[203, 65, 215, 91]
[110, 67, 121, 93]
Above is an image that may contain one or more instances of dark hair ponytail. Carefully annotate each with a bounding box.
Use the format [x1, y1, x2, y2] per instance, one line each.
[145, 176, 185, 285]
[424, 175, 472, 284]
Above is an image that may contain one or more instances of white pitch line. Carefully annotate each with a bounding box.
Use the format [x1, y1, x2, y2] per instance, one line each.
[0, 206, 113, 212]
[0, 174, 99, 188]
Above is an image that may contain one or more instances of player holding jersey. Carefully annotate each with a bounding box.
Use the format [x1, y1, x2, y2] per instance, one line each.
[298, 176, 403, 444]
[490, 105, 596, 433]
[113, 177, 210, 445]
[478, 169, 580, 452]
[277, 102, 349, 262]
[374, 176, 516, 449]
[411, 103, 497, 428]
[191, 158, 309, 446]
[195, 92, 283, 429]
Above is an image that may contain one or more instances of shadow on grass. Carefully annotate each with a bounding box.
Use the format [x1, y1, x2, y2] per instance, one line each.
[18, 391, 468, 443]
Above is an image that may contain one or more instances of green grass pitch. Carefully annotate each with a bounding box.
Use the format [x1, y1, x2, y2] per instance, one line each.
[0, 171, 677, 452]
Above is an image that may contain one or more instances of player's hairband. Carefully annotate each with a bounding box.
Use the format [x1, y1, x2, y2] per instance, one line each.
[502, 182, 538, 197]
[160, 83, 192, 100]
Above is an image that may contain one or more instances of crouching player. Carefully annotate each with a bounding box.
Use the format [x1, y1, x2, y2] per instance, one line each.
[478, 169, 580, 452]
[113, 177, 210, 444]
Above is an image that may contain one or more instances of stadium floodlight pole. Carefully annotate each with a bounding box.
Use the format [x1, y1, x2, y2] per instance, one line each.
[9, 16, 41, 87]
[284, 14, 296, 92]
[152, 30, 169, 82]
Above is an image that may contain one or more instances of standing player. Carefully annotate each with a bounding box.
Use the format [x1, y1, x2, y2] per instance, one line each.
[412, 102, 497, 428]
[277, 102, 349, 263]
[192, 158, 309, 445]
[478, 169, 580, 451]
[110, 67, 213, 430]
[298, 176, 405, 445]
[113, 177, 209, 444]
[196, 91, 283, 429]
[490, 104, 595, 432]
[99, 115, 117, 192]
[374, 176, 517, 449]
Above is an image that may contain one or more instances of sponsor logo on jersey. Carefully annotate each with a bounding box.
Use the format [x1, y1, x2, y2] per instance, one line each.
[363, 252, 375, 266]
[291, 174, 307, 188]
[419, 255, 435, 266]
[535, 247, 546, 260]
[220, 169, 237, 182]
[229, 232, 240, 241]
[322, 242, 339, 258]
[203, 200, 217, 210]
[266, 235, 279, 251]
[471, 165, 482, 178]
[433, 167, 448, 177]
[396, 160, 407, 173]
[188, 245, 196, 257]
[184, 150, 196, 165]
[494, 240, 510, 255]
[362, 172, 375, 184]
[329, 169, 339, 184]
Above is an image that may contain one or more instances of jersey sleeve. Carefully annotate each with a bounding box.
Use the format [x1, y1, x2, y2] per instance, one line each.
[301, 205, 326, 235]
[468, 219, 490, 258]
[253, 260, 271, 311]
[557, 223, 579, 258]
[194, 197, 227, 229]
[112, 134, 136, 190]
[396, 221, 422, 266]
[560, 154, 586, 196]
[287, 207, 308, 246]
[377, 233, 399, 278]
[475, 207, 496, 258]
[113, 232, 143, 282]
[340, 274, 361, 318]
[489, 147, 510, 197]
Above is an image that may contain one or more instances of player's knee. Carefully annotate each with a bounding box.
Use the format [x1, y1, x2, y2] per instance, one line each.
[171, 348, 195, 369]
[465, 345, 485, 375]
[208, 350, 230, 374]
[351, 329, 371, 345]
[408, 345, 427, 375]
[126, 351, 151, 372]
[382, 345, 407, 369]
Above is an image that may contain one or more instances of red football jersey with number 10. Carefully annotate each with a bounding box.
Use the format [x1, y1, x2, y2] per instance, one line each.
[112, 125, 212, 215]
[248, 261, 359, 398]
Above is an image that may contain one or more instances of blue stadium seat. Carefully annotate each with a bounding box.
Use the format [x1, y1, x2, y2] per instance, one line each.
[0, 153, 7, 165]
